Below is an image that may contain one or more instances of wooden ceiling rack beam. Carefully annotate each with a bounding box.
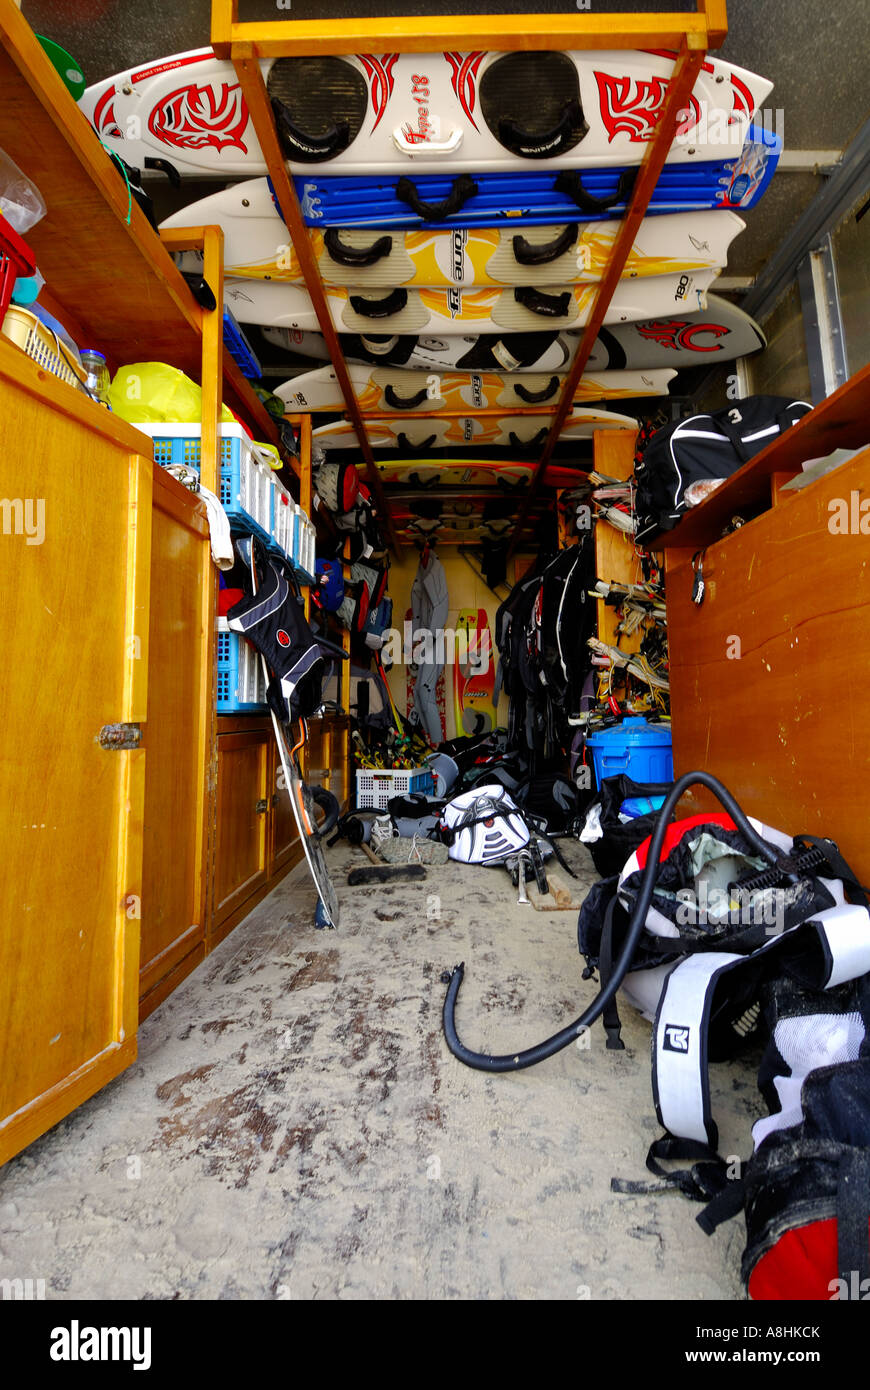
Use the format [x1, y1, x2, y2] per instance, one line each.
[212, 3, 728, 58]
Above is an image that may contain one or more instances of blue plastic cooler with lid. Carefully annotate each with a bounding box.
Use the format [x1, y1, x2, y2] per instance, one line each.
[585, 717, 673, 788]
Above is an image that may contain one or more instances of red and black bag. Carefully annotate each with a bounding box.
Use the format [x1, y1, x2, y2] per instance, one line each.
[726, 972, 870, 1300]
[314, 459, 360, 515]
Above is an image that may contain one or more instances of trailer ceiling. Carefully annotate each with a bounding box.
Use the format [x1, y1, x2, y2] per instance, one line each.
[22, 0, 869, 285]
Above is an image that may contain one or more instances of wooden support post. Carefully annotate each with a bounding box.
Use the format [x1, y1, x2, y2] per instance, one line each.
[556, 490, 577, 549]
[699, 0, 729, 47]
[593, 430, 643, 649]
[155, 224, 224, 945]
[199, 226, 224, 496]
[770, 470, 796, 505]
[198, 227, 223, 941]
[595, 429, 638, 486]
[211, 0, 237, 57]
[322, 726, 332, 792]
[508, 39, 707, 556]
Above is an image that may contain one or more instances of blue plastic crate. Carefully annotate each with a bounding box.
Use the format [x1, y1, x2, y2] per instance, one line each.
[216, 620, 269, 713]
[142, 424, 273, 542]
[272, 477, 294, 556]
[222, 308, 262, 379]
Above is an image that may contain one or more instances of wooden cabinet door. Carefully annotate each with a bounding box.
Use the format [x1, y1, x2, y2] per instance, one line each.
[212, 728, 270, 930]
[138, 469, 213, 1014]
[0, 349, 151, 1166]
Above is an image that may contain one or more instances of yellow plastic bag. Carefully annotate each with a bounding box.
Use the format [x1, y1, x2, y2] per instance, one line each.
[252, 441, 280, 469]
[108, 362, 236, 425]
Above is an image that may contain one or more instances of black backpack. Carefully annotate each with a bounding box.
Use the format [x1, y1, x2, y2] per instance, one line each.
[514, 772, 587, 833]
[634, 395, 812, 546]
[538, 537, 596, 713]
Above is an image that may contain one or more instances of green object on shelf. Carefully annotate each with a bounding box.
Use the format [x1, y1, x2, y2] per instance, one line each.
[37, 35, 86, 102]
[253, 386, 286, 420]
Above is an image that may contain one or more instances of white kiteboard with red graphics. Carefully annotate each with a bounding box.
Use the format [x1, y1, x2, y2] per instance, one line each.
[588, 293, 766, 369]
[80, 47, 772, 178]
[259, 294, 766, 372]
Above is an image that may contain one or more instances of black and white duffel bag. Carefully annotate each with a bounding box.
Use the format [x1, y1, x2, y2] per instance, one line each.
[634, 395, 812, 546]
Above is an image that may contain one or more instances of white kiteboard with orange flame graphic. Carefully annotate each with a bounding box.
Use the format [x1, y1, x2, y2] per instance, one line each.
[81, 48, 772, 179]
[223, 271, 715, 335]
[161, 180, 743, 288]
[311, 409, 638, 452]
[274, 363, 675, 413]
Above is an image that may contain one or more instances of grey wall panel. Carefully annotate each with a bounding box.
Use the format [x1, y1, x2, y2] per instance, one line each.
[746, 281, 812, 400]
[833, 199, 870, 371]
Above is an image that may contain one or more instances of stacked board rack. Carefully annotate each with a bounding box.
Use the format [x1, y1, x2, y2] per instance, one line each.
[99, 0, 763, 555]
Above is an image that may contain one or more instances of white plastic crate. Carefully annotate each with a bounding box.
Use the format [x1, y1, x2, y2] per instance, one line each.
[216, 617, 269, 712]
[273, 477, 295, 559]
[300, 516, 315, 577]
[355, 767, 436, 811]
[251, 457, 275, 538]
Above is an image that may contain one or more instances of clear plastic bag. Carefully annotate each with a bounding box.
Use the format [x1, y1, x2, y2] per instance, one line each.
[0, 148, 46, 234]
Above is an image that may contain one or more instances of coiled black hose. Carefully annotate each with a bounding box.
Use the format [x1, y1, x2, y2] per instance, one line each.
[441, 771, 781, 1072]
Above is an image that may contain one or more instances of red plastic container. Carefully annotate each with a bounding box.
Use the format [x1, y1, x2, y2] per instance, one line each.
[0, 210, 37, 326]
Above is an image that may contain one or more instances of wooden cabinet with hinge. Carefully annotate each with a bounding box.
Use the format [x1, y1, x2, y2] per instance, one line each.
[136, 467, 215, 1019]
[210, 720, 272, 946]
[208, 712, 353, 948]
[0, 344, 151, 1167]
[0, 1, 315, 1161]
[268, 734, 299, 880]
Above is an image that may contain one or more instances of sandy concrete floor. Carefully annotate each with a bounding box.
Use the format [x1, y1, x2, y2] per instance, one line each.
[0, 840, 763, 1300]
